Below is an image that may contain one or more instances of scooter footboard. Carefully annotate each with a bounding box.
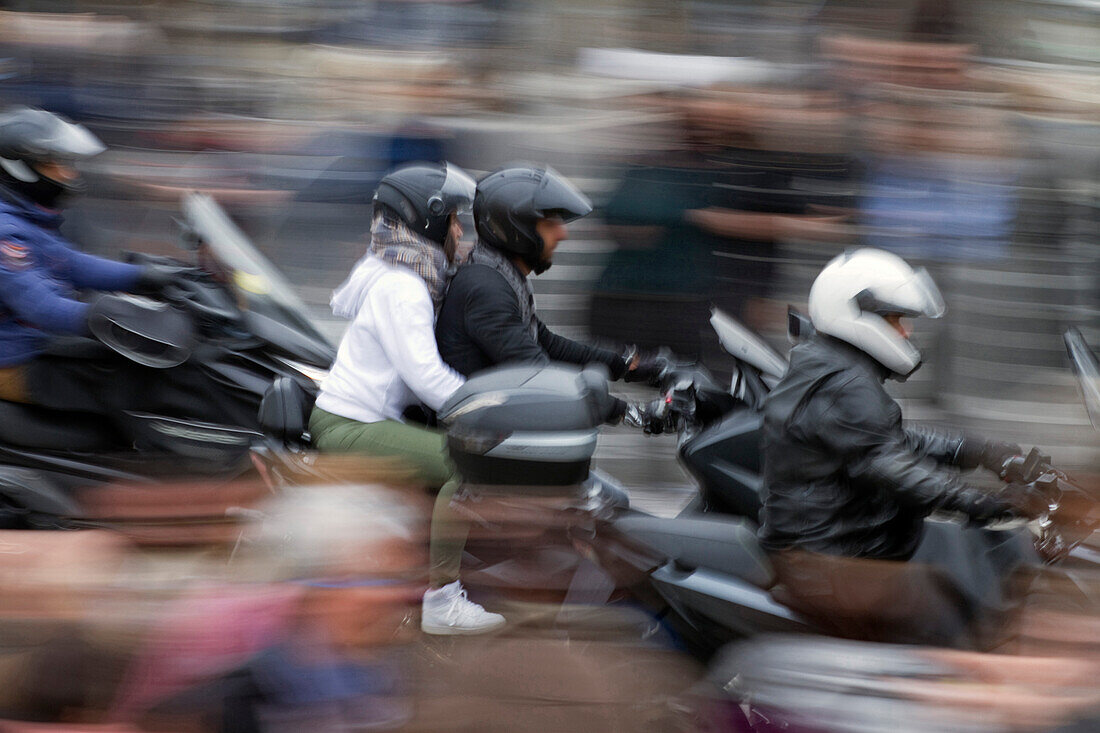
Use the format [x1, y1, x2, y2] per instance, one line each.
[650, 564, 810, 640]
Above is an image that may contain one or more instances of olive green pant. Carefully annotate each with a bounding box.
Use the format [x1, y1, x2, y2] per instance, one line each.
[309, 406, 468, 587]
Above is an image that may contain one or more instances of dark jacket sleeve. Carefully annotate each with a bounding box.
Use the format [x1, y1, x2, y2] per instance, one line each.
[40, 234, 142, 292]
[902, 424, 966, 466]
[461, 267, 550, 367]
[536, 319, 626, 379]
[0, 259, 89, 334]
[819, 375, 989, 516]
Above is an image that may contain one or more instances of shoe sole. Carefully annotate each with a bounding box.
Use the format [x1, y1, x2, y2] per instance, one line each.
[421, 618, 506, 636]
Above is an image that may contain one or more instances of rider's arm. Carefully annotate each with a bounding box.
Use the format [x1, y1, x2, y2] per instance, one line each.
[39, 234, 142, 292]
[536, 319, 627, 379]
[906, 425, 1022, 474]
[370, 271, 464, 412]
[0, 256, 89, 334]
[821, 375, 1013, 520]
[903, 424, 966, 466]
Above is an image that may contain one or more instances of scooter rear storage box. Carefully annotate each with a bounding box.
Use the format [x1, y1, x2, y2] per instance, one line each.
[438, 365, 618, 486]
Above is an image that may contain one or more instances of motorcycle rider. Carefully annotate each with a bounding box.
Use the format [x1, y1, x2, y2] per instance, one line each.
[435, 164, 666, 386]
[0, 106, 223, 423]
[760, 248, 1041, 644]
[307, 162, 506, 636]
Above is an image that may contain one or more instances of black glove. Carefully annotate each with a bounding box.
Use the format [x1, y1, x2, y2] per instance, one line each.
[957, 438, 1023, 476]
[133, 265, 178, 295]
[995, 481, 1049, 520]
[622, 346, 672, 386]
[606, 397, 628, 425]
[952, 488, 1018, 526]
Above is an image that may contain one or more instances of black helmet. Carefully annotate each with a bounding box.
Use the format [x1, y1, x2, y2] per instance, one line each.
[0, 106, 105, 208]
[372, 161, 476, 246]
[473, 166, 592, 274]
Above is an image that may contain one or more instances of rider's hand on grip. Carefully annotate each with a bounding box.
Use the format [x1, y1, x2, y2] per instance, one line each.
[957, 489, 1018, 526]
[643, 398, 668, 435]
[980, 440, 1024, 477]
[996, 481, 1049, 520]
[622, 346, 673, 386]
[134, 264, 184, 295]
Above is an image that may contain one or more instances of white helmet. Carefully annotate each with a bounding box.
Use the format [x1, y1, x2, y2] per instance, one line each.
[808, 248, 945, 377]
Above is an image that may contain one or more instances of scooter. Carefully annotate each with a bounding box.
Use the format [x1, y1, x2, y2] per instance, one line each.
[434, 310, 1100, 658]
[0, 192, 335, 529]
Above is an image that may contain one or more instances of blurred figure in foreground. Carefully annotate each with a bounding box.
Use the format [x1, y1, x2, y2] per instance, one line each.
[714, 632, 1100, 732]
[760, 249, 1040, 646]
[115, 483, 426, 732]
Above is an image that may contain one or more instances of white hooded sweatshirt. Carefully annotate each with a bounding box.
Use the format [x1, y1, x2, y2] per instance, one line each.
[314, 256, 465, 424]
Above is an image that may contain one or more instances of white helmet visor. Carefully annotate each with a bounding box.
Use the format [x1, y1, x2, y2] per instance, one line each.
[855, 266, 945, 320]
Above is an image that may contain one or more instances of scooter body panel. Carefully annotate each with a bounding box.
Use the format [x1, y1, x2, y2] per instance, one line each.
[650, 565, 810, 639]
[679, 406, 765, 522]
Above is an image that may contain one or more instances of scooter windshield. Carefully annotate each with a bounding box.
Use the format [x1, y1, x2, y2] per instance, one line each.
[1065, 327, 1100, 431]
[181, 192, 333, 355]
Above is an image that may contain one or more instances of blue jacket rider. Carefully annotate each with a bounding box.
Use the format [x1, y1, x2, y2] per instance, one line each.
[0, 107, 203, 424]
[0, 191, 142, 367]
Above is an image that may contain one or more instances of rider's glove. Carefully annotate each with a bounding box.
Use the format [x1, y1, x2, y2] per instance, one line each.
[622, 346, 672, 386]
[133, 265, 178, 295]
[957, 438, 1023, 476]
[995, 481, 1048, 520]
[981, 440, 1024, 476]
[952, 488, 1019, 526]
[606, 397, 628, 425]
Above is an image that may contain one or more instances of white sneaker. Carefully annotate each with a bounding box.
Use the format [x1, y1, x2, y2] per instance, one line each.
[421, 581, 505, 635]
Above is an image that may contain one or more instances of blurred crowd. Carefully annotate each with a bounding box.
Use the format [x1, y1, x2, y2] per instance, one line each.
[0, 0, 1098, 730]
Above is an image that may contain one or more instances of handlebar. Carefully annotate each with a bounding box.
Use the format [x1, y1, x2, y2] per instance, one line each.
[1002, 448, 1098, 563]
[624, 364, 738, 437]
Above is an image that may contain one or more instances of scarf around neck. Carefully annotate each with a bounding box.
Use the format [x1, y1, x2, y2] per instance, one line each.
[469, 242, 537, 340]
[367, 211, 451, 315]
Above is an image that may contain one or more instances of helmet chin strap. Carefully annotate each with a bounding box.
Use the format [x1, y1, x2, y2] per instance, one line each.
[529, 232, 550, 275]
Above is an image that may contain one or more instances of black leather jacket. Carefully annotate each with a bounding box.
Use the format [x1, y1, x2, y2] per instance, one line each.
[759, 334, 994, 560]
[436, 262, 626, 379]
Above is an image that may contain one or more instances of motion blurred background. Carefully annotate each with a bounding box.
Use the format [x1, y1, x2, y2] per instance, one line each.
[1, 0, 1098, 481]
[0, 3, 1099, 732]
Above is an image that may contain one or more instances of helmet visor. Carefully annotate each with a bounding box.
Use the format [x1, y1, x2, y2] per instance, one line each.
[856, 266, 945, 320]
[439, 162, 476, 215]
[30, 115, 106, 161]
[532, 166, 592, 223]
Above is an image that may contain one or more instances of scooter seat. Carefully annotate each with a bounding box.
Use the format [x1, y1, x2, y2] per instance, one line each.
[0, 400, 115, 452]
[613, 514, 776, 589]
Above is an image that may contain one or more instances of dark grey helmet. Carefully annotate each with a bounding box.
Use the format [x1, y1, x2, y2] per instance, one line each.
[373, 161, 476, 246]
[0, 106, 105, 207]
[473, 166, 592, 274]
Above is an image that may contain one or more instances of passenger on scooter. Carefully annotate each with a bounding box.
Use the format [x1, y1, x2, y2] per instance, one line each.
[760, 248, 1044, 644]
[307, 162, 506, 636]
[0, 107, 220, 421]
[435, 164, 667, 387]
